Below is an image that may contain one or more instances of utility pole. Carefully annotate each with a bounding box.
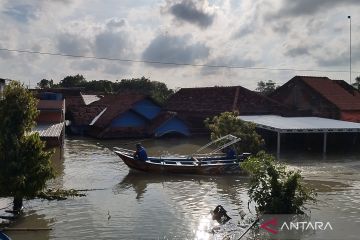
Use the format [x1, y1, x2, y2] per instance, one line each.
[348, 16, 352, 84]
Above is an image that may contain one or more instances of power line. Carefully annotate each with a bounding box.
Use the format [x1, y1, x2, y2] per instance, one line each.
[0, 47, 359, 74]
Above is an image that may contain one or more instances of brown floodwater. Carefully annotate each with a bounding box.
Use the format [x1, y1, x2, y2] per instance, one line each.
[1, 137, 360, 239]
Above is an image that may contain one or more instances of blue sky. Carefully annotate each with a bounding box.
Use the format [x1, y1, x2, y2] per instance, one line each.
[0, 0, 359, 89]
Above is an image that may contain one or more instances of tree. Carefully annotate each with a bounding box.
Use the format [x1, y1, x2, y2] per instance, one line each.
[59, 74, 87, 88]
[85, 80, 114, 93]
[37, 79, 54, 89]
[148, 80, 174, 104]
[256, 80, 278, 95]
[56, 75, 173, 104]
[0, 81, 54, 212]
[241, 151, 316, 214]
[205, 111, 264, 154]
[115, 77, 174, 104]
[353, 76, 360, 91]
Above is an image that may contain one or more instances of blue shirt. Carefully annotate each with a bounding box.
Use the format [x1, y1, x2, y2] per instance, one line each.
[136, 147, 148, 161]
[226, 148, 236, 159]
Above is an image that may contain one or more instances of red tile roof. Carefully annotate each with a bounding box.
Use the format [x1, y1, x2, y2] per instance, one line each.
[87, 93, 147, 128]
[69, 93, 148, 127]
[71, 105, 105, 125]
[166, 87, 236, 113]
[297, 76, 360, 110]
[66, 96, 85, 109]
[166, 86, 286, 114]
[37, 100, 64, 110]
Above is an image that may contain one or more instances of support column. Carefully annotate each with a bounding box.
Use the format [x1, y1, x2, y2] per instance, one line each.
[323, 132, 327, 155]
[277, 132, 281, 159]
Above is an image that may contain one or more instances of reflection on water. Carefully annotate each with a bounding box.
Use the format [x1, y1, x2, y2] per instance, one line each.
[2, 137, 360, 239]
[195, 215, 214, 240]
[114, 172, 249, 205]
[5, 211, 51, 240]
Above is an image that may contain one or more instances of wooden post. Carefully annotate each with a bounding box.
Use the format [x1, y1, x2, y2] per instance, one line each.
[277, 132, 281, 159]
[323, 132, 327, 155]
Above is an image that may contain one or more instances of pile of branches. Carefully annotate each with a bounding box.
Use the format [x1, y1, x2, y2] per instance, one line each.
[37, 188, 86, 201]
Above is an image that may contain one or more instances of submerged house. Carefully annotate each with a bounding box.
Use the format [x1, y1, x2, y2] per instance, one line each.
[34, 87, 98, 114]
[34, 87, 102, 129]
[34, 92, 65, 147]
[69, 93, 190, 138]
[165, 86, 288, 133]
[270, 76, 360, 122]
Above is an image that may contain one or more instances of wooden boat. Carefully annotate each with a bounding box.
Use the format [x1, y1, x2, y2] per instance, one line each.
[114, 135, 250, 175]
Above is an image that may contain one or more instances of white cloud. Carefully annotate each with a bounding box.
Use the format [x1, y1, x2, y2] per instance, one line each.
[0, 0, 359, 90]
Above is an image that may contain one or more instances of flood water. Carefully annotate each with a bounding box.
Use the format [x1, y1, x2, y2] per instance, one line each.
[2, 137, 360, 239]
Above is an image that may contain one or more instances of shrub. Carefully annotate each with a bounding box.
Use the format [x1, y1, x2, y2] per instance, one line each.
[241, 151, 316, 214]
[205, 111, 264, 154]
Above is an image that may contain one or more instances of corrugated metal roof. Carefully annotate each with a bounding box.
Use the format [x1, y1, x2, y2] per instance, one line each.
[82, 94, 100, 105]
[239, 115, 360, 133]
[33, 123, 64, 138]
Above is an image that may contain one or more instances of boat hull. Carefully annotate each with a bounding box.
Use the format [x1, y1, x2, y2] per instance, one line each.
[114, 151, 247, 175]
[0, 232, 11, 240]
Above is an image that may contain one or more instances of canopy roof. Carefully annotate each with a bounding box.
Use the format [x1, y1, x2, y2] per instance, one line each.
[33, 122, 64, 138]
[238, 115, 360, 133]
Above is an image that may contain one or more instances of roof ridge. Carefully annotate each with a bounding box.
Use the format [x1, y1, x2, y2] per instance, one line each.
[295, 75, 330, 79]
[178, 85, 243, 90]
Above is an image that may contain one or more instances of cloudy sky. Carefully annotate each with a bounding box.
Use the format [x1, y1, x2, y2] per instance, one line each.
[0, 0, 359, 90]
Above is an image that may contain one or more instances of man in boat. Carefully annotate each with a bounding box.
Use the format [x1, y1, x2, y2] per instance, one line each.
[133, 143, 148, 161]
[225, 146, 236, 159]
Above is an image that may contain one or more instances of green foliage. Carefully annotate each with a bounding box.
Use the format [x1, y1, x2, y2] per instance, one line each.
[59, 74, 86, 88]
[352, 76, 360, 90]
[256, 80, 278, 95]
[241, 151, 316, 214]
[205, 111, 264, 153]
[85, 79, 114, 93]
[41, 75, 173, 104]
[113, 77, 174, 104]
[0, 81, 38, 139]
[0, 81, 54, 201]
[37, 79, 54, 89]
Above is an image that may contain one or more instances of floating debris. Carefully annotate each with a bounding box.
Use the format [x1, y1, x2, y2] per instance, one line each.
[107, 210, 111, 221]
[211, 205, 231, 224]
[37, 188, 86, 201]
